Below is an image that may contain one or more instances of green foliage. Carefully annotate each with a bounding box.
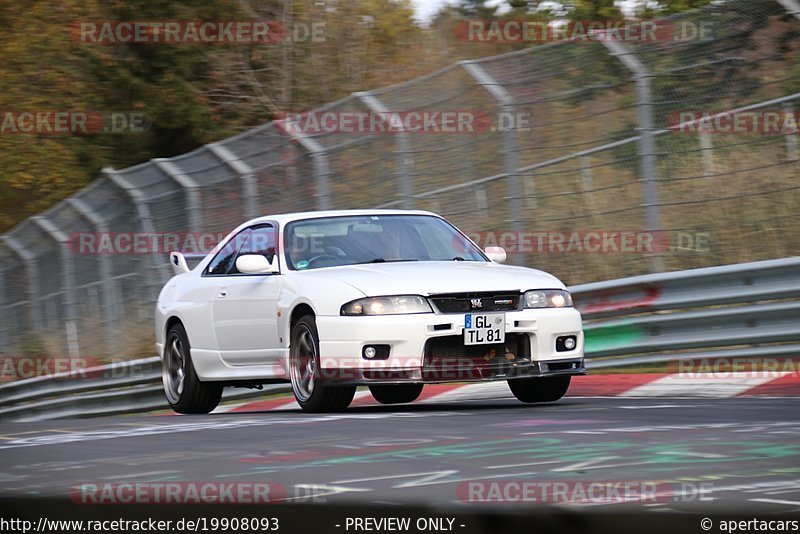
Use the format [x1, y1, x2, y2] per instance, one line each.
[567, 0, 623, 20]
[632, 0, 714, 17]
[0, 0, 428, 232]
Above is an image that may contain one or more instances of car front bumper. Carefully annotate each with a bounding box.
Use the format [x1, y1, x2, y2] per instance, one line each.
[315, 307, 585, 385]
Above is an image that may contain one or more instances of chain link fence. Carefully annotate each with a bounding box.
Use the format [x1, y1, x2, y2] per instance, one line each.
[1, 0, 799, 360]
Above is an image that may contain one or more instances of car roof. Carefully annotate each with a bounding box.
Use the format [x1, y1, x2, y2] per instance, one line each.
[244, 209, 440, 226]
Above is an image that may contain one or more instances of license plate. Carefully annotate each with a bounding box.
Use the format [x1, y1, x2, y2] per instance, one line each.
[464, 313, 505, 345]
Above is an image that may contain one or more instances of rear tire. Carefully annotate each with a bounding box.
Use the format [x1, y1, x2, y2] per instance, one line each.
[508, 376, 571, 403]
[369, 384, 424, 404]
[290, 315, 356, 413]
[162, 323, 222, 414]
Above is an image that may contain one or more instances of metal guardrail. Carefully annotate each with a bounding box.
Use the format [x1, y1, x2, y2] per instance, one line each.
[0, 256, 797, 421]
[0, 357, 290, 422]
[574, 256, 800, 367]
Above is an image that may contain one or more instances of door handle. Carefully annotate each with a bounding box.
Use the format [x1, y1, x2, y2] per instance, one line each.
[218, 287, 228, 298]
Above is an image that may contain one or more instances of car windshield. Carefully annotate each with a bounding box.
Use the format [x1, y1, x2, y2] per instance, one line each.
[284, 215, 486, 270]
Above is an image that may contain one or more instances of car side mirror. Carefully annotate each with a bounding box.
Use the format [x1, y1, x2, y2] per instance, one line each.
[169, 251, 191, 275]
[484, 246, 507, 264]
[236, 254, 279, 274]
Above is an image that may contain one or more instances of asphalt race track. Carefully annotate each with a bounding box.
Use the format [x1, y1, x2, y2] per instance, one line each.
[1, 393, 799, 514]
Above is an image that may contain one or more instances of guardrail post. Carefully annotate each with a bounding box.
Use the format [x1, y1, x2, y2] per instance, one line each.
[31, 216, 80, 360]
[104, 167, 171, 287]
[208, 143, 260, 219]
[276, 121, 331, 210]
[596, 38, 664, 273]
[460, 60, 523, 238]
[1, 236, 43, 350]
[354, 92, 415, 210]
[154, 160, 203, 231]
[67, 197, 119, 356]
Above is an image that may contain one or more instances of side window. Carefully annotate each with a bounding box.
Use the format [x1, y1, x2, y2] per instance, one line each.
[205, 229, 252, 276]
[230, 224, 277, 275]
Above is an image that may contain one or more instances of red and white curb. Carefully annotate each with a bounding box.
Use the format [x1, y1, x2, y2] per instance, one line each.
[208, 372, 800, 414]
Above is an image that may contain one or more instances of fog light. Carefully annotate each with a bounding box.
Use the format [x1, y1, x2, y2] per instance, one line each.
[556, 335, 578, 352]
[362, 345, 390, 360]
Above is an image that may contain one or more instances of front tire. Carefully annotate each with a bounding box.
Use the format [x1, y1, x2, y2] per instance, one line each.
[508, 376, 571, 403]
[369, 384, 424, 404]
[162, 323, 222, 414]
[290, 315, 356, 412]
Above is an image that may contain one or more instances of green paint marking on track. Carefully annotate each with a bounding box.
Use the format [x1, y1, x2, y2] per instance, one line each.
[583, 324, 645, 353]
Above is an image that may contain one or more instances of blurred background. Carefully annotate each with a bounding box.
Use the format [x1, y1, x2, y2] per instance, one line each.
[0, 0, 798, 360]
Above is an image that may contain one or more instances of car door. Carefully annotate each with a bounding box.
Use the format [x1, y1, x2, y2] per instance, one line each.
[212, 224, 282, 366]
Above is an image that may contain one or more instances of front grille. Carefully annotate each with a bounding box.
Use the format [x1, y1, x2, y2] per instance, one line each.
[424, 333, 530, 361]
[422, 333, 531, 381]
[429, 292, 521, 313]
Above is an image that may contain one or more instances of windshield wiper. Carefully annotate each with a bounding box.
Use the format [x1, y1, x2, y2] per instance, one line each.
[452, 256, 465, 261]
[358, 258, 420, 264]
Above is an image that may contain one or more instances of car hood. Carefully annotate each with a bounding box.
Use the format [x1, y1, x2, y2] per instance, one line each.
[292, 261, 565, 296]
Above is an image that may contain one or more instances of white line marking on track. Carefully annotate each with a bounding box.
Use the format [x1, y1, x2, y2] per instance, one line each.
[618, 404, 705, 409]
[749, 498, 800, 506]
[620, 372, 790, 398]
[0, 411, 467, 450]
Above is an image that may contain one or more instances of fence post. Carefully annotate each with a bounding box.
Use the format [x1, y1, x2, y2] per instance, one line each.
[104, 167, 171, 287]
[276, 122, 331, 210]
[208, 143, 260, 219]
[580, 156, 594, 191]
[596, 39, 664, 273]
[67, 197, 119, 356]
[31, 216, 80, 360]
[778, 0, 800, 21]
[699, 131, 714, 177]
[460, 60, 523, 240]
[354, 91, 415, 210]
[0, 265, 8, 351]
[2, 236, 43, 352]
[783, 102, 798, 161]
[154, 160, 203, 231]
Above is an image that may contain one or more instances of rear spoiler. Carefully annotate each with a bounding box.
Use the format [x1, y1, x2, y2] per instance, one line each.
[169, 251, 207, 275]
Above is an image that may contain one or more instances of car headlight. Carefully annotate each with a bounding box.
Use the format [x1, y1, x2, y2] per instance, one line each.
[341, 295, 432, 316]
[523, 289, 573, 308]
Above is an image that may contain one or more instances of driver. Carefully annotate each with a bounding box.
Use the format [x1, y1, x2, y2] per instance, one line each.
[289, 235, 310, 268]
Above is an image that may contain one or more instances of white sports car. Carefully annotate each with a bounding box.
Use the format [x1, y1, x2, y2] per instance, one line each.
[155, 210, 584, 413]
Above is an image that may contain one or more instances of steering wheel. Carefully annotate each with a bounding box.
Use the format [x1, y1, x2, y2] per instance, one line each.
[306, 254, 341, 268]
